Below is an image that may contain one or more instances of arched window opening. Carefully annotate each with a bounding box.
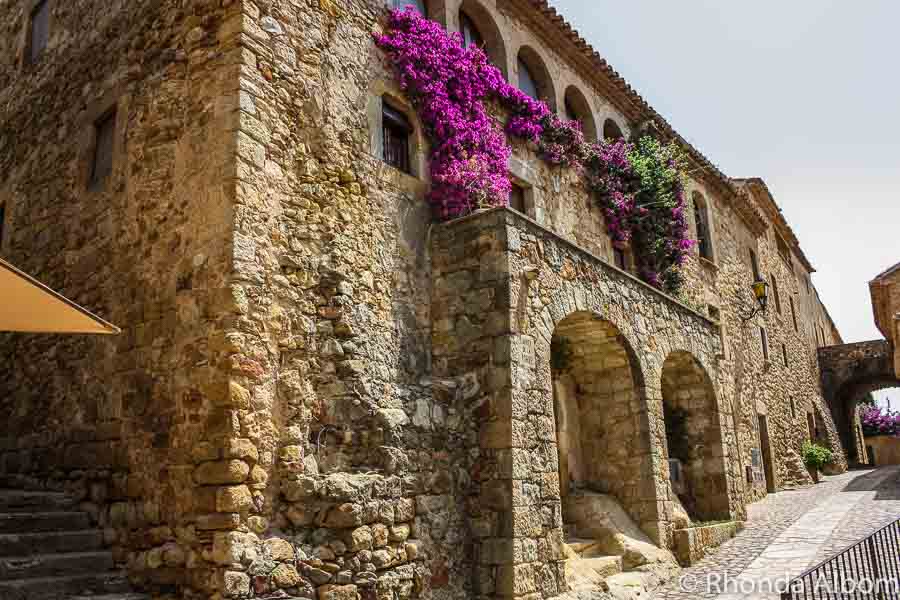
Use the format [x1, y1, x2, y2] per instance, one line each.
[563, 86, 598, 142]
[392, 0, 427, 14]
[381, 99, 413, 175]
[603, 118, 624, 141]
[692, 193, 713, 261]
[518, 57, 539, 100]
[516, 47, 555, 110]
[459, 10, 483, 49]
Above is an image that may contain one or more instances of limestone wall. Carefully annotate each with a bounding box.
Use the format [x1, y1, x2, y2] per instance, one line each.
[0, 0, 855, 597]
[0, 0, 245, 594]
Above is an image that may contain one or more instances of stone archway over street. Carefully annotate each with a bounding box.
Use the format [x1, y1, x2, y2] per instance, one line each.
[819, 340, 899, 463]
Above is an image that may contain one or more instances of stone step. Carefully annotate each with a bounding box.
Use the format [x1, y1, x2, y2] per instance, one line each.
[564, 556, 624, 591]
[0, 571, 131, 600]
[0, 530, 104, 557]
[0, 551, 114, 581]
[0, 511, 91, 534]
[0, 491, 75, 513]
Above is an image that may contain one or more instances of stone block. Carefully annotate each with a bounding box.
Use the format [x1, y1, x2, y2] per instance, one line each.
[195, 460, 250, 485]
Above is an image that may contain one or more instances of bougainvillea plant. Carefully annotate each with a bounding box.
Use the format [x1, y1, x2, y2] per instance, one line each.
[861, 404, 900, 437]
[374, 8, 694, 292]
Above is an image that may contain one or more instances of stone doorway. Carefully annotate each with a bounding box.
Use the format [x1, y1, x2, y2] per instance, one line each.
[551, 312, 652, 534]
[758, 414, 777, 493]
[661, 351, 730, 522]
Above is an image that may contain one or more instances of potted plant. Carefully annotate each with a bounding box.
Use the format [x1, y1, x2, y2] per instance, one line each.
[802, 441, 834, 483]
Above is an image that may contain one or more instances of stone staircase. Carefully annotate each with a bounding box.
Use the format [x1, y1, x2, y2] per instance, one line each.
[0, 490, 148, 600]
[562, 536, 624, 592]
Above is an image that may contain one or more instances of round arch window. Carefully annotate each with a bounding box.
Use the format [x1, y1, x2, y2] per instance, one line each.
[460, 11, 484, 49]
[603, 118, 624, 141]
[392, 0, 427, 15]
[518, 58, 539, 100]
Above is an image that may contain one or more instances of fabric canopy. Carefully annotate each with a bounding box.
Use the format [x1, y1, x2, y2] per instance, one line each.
[0, 258, 119, 335]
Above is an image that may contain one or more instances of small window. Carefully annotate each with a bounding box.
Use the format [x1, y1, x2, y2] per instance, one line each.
[776, 233, 791, 262]
[26, 0, 50, 65]
[806, 275, 811, 294]
[509, 183, 526, 214]
[790, 398, 796, 420]
[613, 247, 627, 271]
[771, 274, 782, 314]
[760, 327, 769, 362]
[749, 248, 761, 281]
[517, 57, 539, 100]
[603, 118, 624, 141]
[708, 305, 721, 322]
[790, 297, 798, 331]
[392, 0, 426, 14]
[382, 100, 412, 174]
[693, 194, 713, 260]
[90, 109, 117, 188]
[807, 413, 816, 441]
[460, 11, 483, 49]
[0, 202, 6, 250]
[782, 343, 788, 367]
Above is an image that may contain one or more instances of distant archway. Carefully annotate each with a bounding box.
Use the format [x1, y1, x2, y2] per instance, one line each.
[551, 312, 653, 534]
[661, 351, 730, 522]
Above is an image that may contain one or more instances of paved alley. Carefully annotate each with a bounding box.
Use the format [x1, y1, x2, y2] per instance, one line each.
[652, 466, 900, 599]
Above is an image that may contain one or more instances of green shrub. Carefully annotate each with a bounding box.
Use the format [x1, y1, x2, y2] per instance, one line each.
[802, 441, 834, 471]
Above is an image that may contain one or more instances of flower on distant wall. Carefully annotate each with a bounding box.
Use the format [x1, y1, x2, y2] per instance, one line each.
[375, 8, 694, 292]
[861, 404, 900, 438]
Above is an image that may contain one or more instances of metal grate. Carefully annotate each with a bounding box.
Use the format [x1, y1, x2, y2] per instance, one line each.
[782, 518, 900, 599]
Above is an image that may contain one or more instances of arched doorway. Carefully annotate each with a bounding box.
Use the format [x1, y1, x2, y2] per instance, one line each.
[661, 351, 730, 523]
[551, 312, 653, 534]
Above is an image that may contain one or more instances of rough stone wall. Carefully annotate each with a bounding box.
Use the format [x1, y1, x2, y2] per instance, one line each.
[0, 0, 857, 598]
[0, 0, 246, 595]
[426, 208, 734, 599]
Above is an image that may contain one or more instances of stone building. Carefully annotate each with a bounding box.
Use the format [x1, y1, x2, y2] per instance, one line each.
[0, 0, 850, 598]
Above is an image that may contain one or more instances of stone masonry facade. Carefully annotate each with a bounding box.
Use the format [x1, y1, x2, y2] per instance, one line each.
[0, 0, 850, 599]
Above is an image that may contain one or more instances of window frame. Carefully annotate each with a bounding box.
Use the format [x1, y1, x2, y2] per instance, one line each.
[760, 327, 769, 362]
[790, 297, 798, 331]
[381, 99, 413, 175]
[749, 248, 761, 281]
[771, 274, 782, 314]
[25, 0, 51, 66]
[693, 194, 713, 261]
[89, 108, 117, 190]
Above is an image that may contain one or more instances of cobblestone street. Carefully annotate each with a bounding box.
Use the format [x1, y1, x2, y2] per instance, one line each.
[652, 466, 900, 599]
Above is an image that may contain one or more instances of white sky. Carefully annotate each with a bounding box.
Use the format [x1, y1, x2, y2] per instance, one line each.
[549, 0, 900, 406]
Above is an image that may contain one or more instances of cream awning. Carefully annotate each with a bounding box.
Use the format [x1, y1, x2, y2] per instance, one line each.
[0, 258, 119, 335]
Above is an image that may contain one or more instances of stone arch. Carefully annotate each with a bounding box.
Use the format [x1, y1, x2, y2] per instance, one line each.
[550, 311, 657, 537]
[660, 350, 730, 523]
[602, 117, 624, 141]
[820, 341, 899, 463]
[516, 45, 557, 111]
[457, 0, 509, 80]
[563, 85, 598, 142]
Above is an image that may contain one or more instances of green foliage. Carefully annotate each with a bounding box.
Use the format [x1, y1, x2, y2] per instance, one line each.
[626, 137, 692, 291]
[802, 441, 834, 471]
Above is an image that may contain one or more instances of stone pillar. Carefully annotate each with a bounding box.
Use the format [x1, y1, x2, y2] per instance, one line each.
[431, 209, 565, 599]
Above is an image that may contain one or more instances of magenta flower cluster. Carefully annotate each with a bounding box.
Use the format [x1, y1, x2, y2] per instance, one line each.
[861, 404, 900, 438]
[375, 8, 694, 292]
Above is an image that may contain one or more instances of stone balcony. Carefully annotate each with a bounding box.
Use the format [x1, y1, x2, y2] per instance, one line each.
[429, 207, 739, 598]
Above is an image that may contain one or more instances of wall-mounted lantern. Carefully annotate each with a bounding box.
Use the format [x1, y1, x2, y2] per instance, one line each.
[740, 277, 770, 322]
